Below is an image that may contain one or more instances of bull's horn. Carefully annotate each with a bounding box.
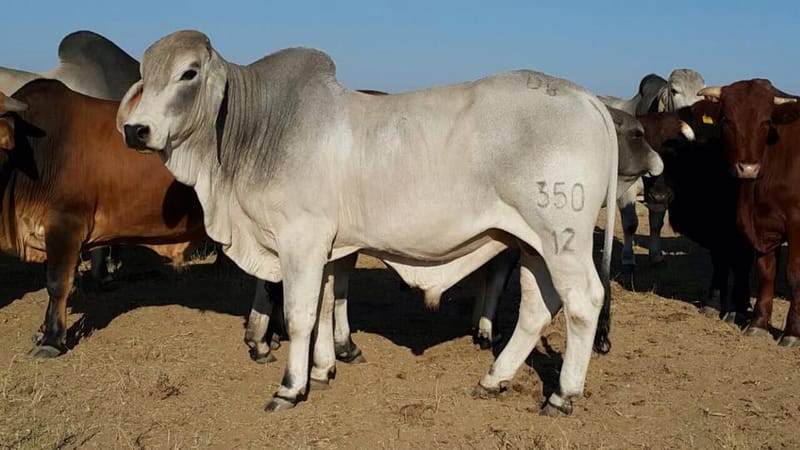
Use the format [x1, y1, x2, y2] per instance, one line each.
[0, 93, 28, 113]
[774, 97, 797, 105]
[698, 86, 722, 100]
[679, 121, 695, 142]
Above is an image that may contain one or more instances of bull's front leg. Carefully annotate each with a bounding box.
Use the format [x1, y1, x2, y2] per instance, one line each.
[618, 191, 639, 275]
[245, 279, 279, 363]
[33, 216, 86, 358]
[471, 247, 518, 349]
[647, 204, 667, 266]
[266, 240, 330, 412]
[744, 250, 777, 337]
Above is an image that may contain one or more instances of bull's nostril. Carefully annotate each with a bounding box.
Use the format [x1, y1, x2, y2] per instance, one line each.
[123, 124, 150, 149]
[135, 125, 150, 140]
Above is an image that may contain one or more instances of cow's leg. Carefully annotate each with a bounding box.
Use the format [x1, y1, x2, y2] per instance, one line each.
[32, 217, 85, 358]
[744, 250, 777, 337]
[331, 253, 365, 364]
[726, 238, 753, 326]
[89, 247, 112, 284]
[472, 247, 518, 349]
[474, 251, 556, 397]
[701, 249, 729, 318]
[310, 267, 337, 388]
[780, 233, 800, 346]
[647, 204, 667, 266]
[618, 189, 638, 274]
[245, 279, 278, 363]
[266, 244, 328, 412]
[540, 255, 605, 417]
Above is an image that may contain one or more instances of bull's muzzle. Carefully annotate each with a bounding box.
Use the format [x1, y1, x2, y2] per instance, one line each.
[123, 124, 151, 150]
[734, 162, 760, 179]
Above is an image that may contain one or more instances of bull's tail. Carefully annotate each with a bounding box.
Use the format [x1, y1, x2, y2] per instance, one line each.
[593, 99, 617, 355]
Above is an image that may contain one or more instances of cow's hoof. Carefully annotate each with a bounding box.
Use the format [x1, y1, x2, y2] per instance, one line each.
[471, 382, 506, 399]
[336, 347, 366, 364]
[265, 396, 297, 412]
[743, 326, 770, 337]
[310, 377, 331, 390]
[474, 335, 493, 350]
[248, 347, 277, 364]
[540, 399, 573, 417]
[778, 335, 800, 347]
[699, 306, 720, 318]
[30, 345, 63, 359]
[269, 336, 282, 351]
[721, 312, 739, 325]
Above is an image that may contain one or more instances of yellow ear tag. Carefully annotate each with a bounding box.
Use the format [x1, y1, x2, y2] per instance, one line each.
[658, 98, 666, 112]
[702, 115, 714, 125]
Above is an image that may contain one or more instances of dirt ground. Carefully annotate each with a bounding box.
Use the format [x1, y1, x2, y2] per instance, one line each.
[1, 204, 799, 450]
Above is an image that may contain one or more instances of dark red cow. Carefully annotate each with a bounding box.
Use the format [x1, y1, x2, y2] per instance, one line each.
[0, 81, 206, 357]
[699, 80, 800, 346]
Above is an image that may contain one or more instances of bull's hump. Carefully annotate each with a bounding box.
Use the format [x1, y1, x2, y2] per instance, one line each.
[248, 47, 337, 84]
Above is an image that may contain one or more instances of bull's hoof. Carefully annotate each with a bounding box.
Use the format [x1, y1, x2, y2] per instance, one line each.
[743, 326, 770, 338]
[30, 345, 63, 359]
[474, 335, 493, 350]
[310, 377, 332, 390]
[336, 347, 366, 364]
[471, 382, 506, 399]
[721, 312, 740, 325]
[269, 335, 282, 351]
[248, 347, 277, 364]
[778, 335, 800, 347]
[540, 398, 573, 417]
[265, 396, 297, 412]
[699, 306, 720, 318]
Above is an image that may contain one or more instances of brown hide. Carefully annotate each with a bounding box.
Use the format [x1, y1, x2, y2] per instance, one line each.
[2, 79, 205, 262]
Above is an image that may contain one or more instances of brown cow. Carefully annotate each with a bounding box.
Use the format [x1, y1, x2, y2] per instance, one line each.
[0, 80, 206, 357]
[699, 80, 800, 346]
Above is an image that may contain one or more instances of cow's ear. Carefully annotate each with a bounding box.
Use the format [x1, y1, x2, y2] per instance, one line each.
[605, 106, 627, 128]
[116, 79, 143, 134]
[772, 103, 800, 126]
[0, 118, 14, 150]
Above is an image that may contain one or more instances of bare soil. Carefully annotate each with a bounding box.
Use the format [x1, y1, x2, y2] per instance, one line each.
[1, 205, 799, 449]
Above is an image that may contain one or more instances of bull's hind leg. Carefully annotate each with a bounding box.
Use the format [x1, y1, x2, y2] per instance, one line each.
[331, 254, 365, 364]
[32, 216, 86, 358]
[780, 231, 800, 346]
[474, 251, 558, 397]
[540, 255, 605, 417]
[472, 247, 518, 349]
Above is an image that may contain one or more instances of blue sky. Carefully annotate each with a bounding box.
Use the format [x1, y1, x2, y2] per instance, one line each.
[1, 1, 797, 96]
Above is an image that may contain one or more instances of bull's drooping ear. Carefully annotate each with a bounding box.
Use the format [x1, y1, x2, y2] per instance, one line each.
[772, 102, 800, 126]
[116, 79, 143, 134]
[0, 118, 14, 150]
[205, 48, 228, 112]
[605, 106, 627, 128]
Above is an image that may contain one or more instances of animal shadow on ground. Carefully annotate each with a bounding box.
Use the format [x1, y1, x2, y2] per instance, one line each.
[0, 253, 45, 309]
[64, 246, 256, 349]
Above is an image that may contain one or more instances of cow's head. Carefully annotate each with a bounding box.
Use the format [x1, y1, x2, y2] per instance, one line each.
[659, 69, 705, 112]
[608, 107, 664, 188]
[117, 30, 226, 159]
[0, 92, 28, 150]
[636, 112, 697, 205]
[698, 80, 798, 179]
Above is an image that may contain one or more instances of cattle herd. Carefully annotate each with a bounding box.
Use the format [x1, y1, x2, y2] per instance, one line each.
[0, 30, 798, 417]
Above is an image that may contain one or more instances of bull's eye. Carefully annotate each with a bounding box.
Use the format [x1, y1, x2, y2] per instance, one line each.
[670, 88, 678, 95]
[180, 69, 197, 81]
[632, 130, 644, 139]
